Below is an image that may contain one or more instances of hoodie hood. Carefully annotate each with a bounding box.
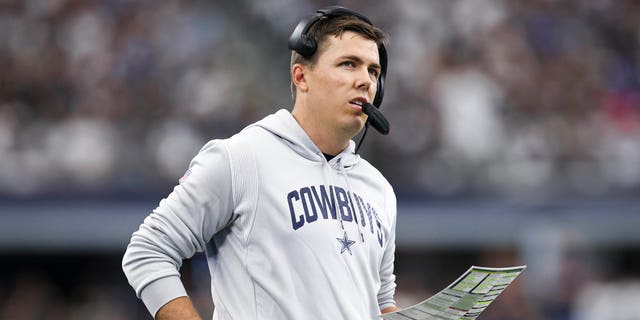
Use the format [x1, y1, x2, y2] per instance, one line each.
[246, 109, 360, 168]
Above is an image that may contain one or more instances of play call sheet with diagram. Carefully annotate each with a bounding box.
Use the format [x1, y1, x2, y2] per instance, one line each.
[379, 265, 526, 320]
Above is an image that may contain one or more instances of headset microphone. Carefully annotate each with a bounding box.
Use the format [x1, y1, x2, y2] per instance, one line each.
[361, 103, 389, 135]
[356, 102, 389, 152]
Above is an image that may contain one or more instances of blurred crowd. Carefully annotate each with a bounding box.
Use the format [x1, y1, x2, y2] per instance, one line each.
[2, 249, 640, 320]
[1, 1, 640, 319]
[1, 0, 639, 198]
[0, 255, 148, 320]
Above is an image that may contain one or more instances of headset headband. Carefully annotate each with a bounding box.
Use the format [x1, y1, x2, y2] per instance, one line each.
[288, 6, 387, 108]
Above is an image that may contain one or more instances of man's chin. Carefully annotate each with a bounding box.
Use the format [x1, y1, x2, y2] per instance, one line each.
[341, 118, 367, 138]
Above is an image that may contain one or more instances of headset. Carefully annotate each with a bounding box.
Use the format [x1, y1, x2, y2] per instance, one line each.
[288, 6, 388, 109]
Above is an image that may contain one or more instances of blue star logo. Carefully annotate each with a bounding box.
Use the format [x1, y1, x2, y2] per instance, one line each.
[336, 232, 356, 255]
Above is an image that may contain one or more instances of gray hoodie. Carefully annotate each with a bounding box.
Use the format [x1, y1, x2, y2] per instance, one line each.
[122, 109, 397, 319]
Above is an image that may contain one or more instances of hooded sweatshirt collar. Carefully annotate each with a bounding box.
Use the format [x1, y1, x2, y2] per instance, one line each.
[247, 109, 360, 168]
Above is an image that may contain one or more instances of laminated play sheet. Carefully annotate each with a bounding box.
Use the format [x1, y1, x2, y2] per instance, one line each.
[379, 265, 526, 320]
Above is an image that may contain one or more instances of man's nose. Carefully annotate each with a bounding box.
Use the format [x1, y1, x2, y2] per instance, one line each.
[355, 69, 375, 93]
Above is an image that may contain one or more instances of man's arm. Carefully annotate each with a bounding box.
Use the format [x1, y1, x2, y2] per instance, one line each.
[122, 140, 235, 317]
[156, 297, 201, 320]
[377, 187, 398, 313]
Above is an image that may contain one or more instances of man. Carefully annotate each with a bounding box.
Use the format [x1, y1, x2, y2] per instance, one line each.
[123, 6, 399, 320]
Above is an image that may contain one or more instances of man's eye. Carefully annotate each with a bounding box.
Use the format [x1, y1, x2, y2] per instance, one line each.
[369, 69, 379, 78]
[341, 61, 355, 67]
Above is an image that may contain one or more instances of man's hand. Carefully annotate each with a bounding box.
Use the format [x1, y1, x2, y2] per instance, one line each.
[381, 306, 401, 314]
[156, 296, 201, 320]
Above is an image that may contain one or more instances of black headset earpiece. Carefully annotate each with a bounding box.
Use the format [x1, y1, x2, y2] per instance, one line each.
[288, 6, 387, 109]
[287, 12, 324, 57]
[373, 44, 387, 108]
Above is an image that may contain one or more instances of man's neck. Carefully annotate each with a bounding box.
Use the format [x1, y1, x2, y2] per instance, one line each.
[290, 108, 349, 156]
[322, 152, 336, 161]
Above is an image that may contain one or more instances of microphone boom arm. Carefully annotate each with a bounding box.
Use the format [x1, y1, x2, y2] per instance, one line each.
[361, 103, 390, 135]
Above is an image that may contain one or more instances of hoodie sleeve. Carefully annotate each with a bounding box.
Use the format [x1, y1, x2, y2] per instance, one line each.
[122, 140, 235, 317]
[377, 185, 398, 311]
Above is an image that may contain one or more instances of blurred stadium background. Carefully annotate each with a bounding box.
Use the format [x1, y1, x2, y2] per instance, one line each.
[1, 0, 640, 319]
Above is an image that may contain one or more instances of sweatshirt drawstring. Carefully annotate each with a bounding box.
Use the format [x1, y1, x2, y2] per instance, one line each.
[323, 154, 346, 234]
[322, 153, 365, 245]
[337, 158, 365, 243]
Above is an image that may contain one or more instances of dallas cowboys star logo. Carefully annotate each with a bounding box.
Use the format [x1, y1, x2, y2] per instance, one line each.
[336, 232, 356, 255]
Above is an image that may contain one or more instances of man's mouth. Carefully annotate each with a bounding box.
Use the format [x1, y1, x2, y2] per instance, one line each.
[349, 98, 368, 108]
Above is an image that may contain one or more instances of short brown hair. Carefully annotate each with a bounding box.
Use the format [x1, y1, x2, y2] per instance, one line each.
[290, 15, 387, 103]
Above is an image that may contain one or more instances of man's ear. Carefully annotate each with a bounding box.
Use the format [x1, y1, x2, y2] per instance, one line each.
[291, 63, 309, 93]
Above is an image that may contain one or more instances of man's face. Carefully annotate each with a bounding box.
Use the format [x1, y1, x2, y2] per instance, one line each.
[304, 31, 381, 138]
